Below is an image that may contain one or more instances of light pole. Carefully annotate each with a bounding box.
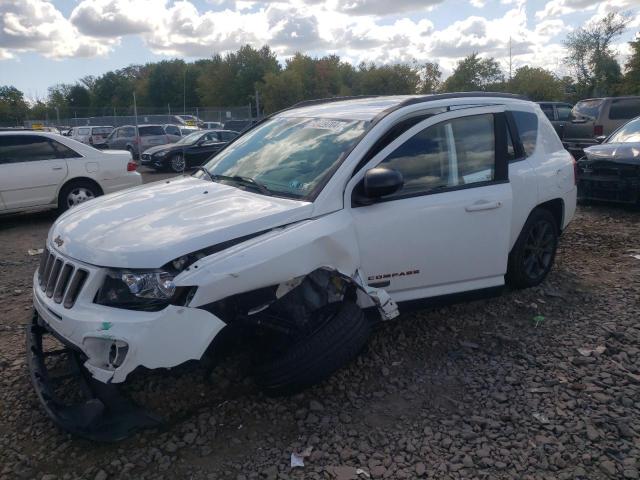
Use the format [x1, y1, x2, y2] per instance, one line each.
[183, 65, 187, 115]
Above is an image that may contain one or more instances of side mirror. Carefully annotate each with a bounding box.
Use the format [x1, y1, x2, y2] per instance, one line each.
[363, 167, 404, 199]
[595, 135, 607, 144]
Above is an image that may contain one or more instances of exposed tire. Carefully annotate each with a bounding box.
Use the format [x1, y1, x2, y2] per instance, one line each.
[170, 153, 186, 173]
[254, 301, 370, 396]
[58, 180, 101, 213]
[506, 208, 559, 289]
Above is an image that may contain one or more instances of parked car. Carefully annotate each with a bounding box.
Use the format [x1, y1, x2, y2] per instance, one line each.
[176, 114, 202, 127]
[563, 96, 640, 158]
[537, 102, 573, 139]
[576, 115, 640, 205]
[70, 126, 113, 146]
[141, 129, 239, 172]
[105, 125, 170, 157]
[0, 131, 141, 214]
[28, 93, 576, 441]
[202, 121, 223, 129]
[162, 124, 183, 142]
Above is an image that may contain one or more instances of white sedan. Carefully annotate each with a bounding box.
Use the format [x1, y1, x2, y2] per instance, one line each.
[0, 131, 142, 214]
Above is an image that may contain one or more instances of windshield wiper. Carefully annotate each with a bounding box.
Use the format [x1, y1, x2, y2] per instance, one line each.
[229, 175, 272, 195]
[193, 166, 213, 182]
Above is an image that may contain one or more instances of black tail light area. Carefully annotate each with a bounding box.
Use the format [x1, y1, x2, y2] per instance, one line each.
[594, 125, 603, 136]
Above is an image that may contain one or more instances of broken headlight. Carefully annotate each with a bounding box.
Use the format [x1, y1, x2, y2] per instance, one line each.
[95, 270, 176, 311]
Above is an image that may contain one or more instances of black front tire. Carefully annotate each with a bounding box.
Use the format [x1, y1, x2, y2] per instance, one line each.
[506, 208, 559, 289]
[253, 301, 370, 396]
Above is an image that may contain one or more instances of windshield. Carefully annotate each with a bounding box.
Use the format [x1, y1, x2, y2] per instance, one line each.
[176, 131, 205, 145]
[608, 117, 640, 143]
[201, 117, 367, 199]
[572, 99, 603, 121]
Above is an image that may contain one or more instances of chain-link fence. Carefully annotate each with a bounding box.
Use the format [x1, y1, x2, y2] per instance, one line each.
[19, 105, 254, 129]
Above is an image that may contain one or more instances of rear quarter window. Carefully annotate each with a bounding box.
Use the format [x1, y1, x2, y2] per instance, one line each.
[608, 98, 640, 120]
[511, 111, 538, 157]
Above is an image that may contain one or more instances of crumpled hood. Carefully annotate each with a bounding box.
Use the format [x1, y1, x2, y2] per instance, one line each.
[583, 143, 640, 164]
[49, 176, 313, 268]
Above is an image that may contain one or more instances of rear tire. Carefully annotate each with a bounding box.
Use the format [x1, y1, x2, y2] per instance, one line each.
[254, 301, 370, 396]
[58, 180, 101, 213]
[506, 208, 559, 289]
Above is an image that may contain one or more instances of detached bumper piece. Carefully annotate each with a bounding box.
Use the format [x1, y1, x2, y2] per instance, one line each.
[27, 311, 161, 442]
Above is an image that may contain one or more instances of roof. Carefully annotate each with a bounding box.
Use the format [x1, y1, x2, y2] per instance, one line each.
[276, 92, 528, 121]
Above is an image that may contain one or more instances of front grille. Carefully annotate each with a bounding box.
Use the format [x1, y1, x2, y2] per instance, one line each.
[37, 248, 89, 309]
[141, 154, 151, 161]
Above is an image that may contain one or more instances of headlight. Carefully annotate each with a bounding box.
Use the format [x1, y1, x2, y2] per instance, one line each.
[122, 271, 175, 299]
[95, 270, 176, 311]
[155, 150, 169, 158]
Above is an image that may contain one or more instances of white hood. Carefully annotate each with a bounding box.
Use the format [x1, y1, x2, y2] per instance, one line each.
[49, 176, 313, 268]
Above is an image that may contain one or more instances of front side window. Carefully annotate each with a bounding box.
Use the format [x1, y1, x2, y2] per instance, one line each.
[203, 117, 367, 199]
[78, 128, 90, 135]
[377, 113, 495, 198]
[540, 104, 554, 121]
[608, 98, 640, 120]
[608, 117, 640, 143]
[92, 127, 112, 135]
[0, 135, 58, 164]
[512, 111, 538, 157]
[139, 126, 165, 136]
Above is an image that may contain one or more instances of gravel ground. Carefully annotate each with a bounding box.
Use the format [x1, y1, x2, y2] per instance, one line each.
[0, 180, 639, 480]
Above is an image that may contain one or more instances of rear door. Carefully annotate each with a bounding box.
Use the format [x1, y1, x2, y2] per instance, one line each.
[0, 135, 69, 210]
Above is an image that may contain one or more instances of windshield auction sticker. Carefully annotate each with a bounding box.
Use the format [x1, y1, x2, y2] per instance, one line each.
[305, 119, 348, 131]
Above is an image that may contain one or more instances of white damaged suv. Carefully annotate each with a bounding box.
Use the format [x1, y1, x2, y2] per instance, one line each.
[28, 94, 577, 440]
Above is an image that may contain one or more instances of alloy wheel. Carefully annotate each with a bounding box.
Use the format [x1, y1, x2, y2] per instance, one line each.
[66, 187, 95, 208]
[522, 220, 555, 279]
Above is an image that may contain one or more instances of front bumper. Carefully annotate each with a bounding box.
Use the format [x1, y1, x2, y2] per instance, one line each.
[32, 248, 226, 384]
[577, 167, 640, 204]
[140, 153, 167, 169]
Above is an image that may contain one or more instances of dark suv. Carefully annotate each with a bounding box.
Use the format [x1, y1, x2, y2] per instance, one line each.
[562, 96, 640, 158]
[537, 102, 573, 139]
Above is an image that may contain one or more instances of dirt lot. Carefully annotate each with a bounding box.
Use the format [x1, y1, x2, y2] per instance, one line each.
[1, 175, 639, 480]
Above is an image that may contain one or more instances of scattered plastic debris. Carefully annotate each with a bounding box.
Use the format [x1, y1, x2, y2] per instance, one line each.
[533, 412, 550, 424]
[324, 466, 370, 479]
[290, 446, 313, 468]
[577, 346, 606, 357]
[27, 249, 43, 256]
[533, 315, 545, 327]
[629, 254, 640, 260]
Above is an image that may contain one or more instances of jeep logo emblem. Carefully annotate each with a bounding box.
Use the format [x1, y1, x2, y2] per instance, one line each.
[54, 236, 64, 247]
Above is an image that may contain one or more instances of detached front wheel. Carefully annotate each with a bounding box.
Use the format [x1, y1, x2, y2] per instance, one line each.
[254, 301, 370, 396]
[506, 208, 559, 288]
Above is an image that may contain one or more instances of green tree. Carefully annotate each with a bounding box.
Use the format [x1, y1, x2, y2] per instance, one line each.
[442, 53, 503, 92]
[418, 61, 442, 93]
[354, 63, 420, 95]
[564, 12, 628, 97]
[0, 86, 29, 126]
[621, 36, 640, 95]
[508, 66, 564, 101]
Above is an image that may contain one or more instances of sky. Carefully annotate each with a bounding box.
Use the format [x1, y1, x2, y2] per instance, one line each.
[0, 0, 639, 100]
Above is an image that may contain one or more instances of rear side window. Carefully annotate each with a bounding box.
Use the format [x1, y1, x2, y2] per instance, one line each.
[50, 140, 81, 158]
[557, 105, 572, 121]
[78, 128, 90, 135]
[92, 127, 112, 135]
[139, 126, 165, 136]
[119, 127, 135, 137]
[165, 125, 180, 136]
[511, 111, 538, 157]
[0, 135, 58, 164]
[608, 98, 640, 120]
[573, 99, 603, 120]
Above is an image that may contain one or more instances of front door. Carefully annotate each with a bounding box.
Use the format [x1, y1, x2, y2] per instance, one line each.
[349, 107, 513, 302]
[0, 135, 69, 210]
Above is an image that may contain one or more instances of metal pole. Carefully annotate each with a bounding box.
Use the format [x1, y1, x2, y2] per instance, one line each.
[55, 107, 60, 126]
[133, 91, 139, 154]
[183, 66, 187, 114]
[255, 88, 260, 119]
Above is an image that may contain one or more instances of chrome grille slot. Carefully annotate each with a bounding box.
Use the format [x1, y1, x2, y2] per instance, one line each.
[41, 253, 56, 290]
[63, 270, 88, 309]
[38, 248, 49, 280]
[46, 259, 63, 297]
[53, 264, 74, 303]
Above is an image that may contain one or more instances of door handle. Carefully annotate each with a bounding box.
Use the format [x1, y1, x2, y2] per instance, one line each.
[465, 200, 502, 212]
[52, 167, 63, 171]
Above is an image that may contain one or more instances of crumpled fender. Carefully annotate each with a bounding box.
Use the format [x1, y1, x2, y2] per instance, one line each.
[175, 209, 398, 320]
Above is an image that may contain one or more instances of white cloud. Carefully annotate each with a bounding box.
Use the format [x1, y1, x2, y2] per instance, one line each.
[470, 0, 486, 7]
[336, 0, 444, 16]
[0, 0, 114, 58]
